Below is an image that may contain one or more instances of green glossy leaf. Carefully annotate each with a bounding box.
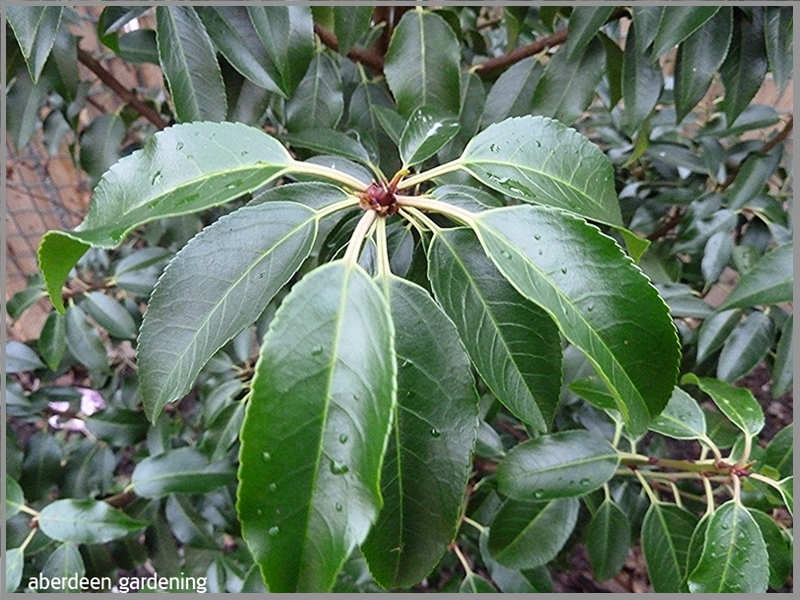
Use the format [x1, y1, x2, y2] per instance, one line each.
[599, 32, 624, 109]
[651, 7, 720, 58]
[701, 230, 734, 285]
[719, 243, 792, 309]
[480, 56, 543, 127]
[97, 6, 149, 38]
[247, 6, 314, 97]
[82, 291, 137, 340]
[568, 376, 616, 411]
[361, 276, 479, 589]
[429, 228, 561, 430]
[60, 441, 115, 498]
[286, 53, 344, 132]
[6, 475, 25, 520]
[79, 113, 125, 188]
[777, 477, 792, 516]
[685, 512, 710, 582]
[195, 7, 282, 94]
[440, 72, 486, 160]
[719, 10, 768, 125]
[5, 548, 24, 594]
[750, 510, 792, 589]
[726, 150, 783, 211]
[586, 499, 631, 581]
[156, 7, 226, 122]
[631, 7, 662, 56]
[238, 261, 395, 592]
[20, 431, 63, 501]
[622, 23, 663, 133]
[373, 105, 406, 146]
[38, 311, 67, 370]
[497, 430, 618, 500]
[38, 122, 294, 312]
[765, 7, 793, 95]
[478, 528, 553, 592]
[65, 304, 108, 372]
[530, 37, 605, 126]
[7, 6, 63, 83]
[384, 10, 461, 118]
[38, 500, 146, 544]
[165, 494, 219, 550]
[459, 117, 622, 225]
[565, 7, 614, 61]
[641, 503, 698, 592]
[717, 311, 775, 383]
[459, 573, 497, 592]
[118, 29, 159, 65]
[139, 200, 318, 421]
[687, 500, 768, 593]
[7, 59, 50, 152]
[7, 282, 46, 321]
[333, 6, 373, 56]
[399, 107, 460, 169]
[762, 424, 793, 480]
[674, 8, 732, 122]
[132, 447, 235, 498]
[488, 498, 579, 569]
[649, 386, 706, 440]
[681, 374, 764, 437]
[696, 308, 741, 363]
[42, 543, 85, 592]
[84, 408, 149, 447]
[284, 130, 371, 166]
[6, 340, 44, 373]
[474, 206, 679, 434]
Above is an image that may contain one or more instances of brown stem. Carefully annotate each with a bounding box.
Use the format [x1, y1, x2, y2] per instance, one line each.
[103, 490, 137, 509]
[716, 113, 793, 192]
[472, 28, 568, 74]
[77, 47, 168, 130]
[313, 23, 384, 72]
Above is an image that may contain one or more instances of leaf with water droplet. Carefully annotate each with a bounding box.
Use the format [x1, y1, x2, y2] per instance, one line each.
[641, 502, 698, 592]
[681, 374, 764, 437]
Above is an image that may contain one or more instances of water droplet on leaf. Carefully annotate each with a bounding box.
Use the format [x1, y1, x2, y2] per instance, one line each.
[330, 460, 349, 475]
[262, 452, 271, 462]
[268, 526, 280, 537]
[339, 434, 348, 444]
[335, 503, 343, 512]
[311, 346, 323, 356]
[430, 428, 441, 438]
[268, 483, 277, 492]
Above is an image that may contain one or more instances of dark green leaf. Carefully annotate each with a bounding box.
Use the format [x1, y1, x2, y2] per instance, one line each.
[750, 510, 792, 589]
[651, 7, 720, 58]
[488, 498, 579, 569]
[399, 107, 460, 168]
[622, 23, 663, 133]
[762, 424, 792, 480]
[649, 387, 706, 440]
[674, 8, 732, 122]
[565, 7, 614, 61]
[777, 477, 792, 516]
[719, 243, 792, 309]
[530, 37, 605, 126]
[20, 431, 62, 501]
[156, 7, 226, 122]
[384, 10, 461, 117]
[429, 228, 561, 430]
[717, 311, 775, 383]
[474, 206, 679, 434]
[479, 528, 553, 592]
[37, 312, 67, 371]
[599, 33, 623, 109]
[373, 105, 406, 146]
[195, 7, 282, 94]
[696, 309, 741, 364]
[7, 6, 63, 83]
[361, 276, 479, 588]
[6, 475, 25, 520]
[38, 122, 294, 312]
[459, 573, 498, 592]
[7, 60, 50, 152]
[6, 282, 46, 321]
[80, 113, 125, 188]
[247, 6, 314, 97]
[65, 304, 108, 372]
[84, 409, 149, 446]
[97, 6, 149, 37]
[497, 430, 618, 500]
[569, 376, 617, 411]
[286, 53, 344, 132]
[38, 500, 146, 544]
[631, 7, 662, 56]
[42, 543, 85, 592]
[139, 200, 317, 421]
[681, 374, 764, 437]
[333, 6, 374, 56]
[238, 261, 395, 592]
[687, 500, 768, 592]
[641, 503, 698, 592]
[6, 341, 44, 373]
[457, 116, 622, 226]
[685, 512, 710, 581]
[60, 442, 115, 498]
[701, 230, 734, 285]
[5, 548, 24, 594]
[504, 7, 529, 51]
[82, 291, 137, 340]
[480, 56, 543, 127]
[284, 130, 371, 166]
[764, 7, 793, 95]
[117, 29, 159, 65]
[726, 149, 782, 211]
[132, 448, 235, 498]
[719, 10, 768, 125]
[586, 499, 631, 581]
[165, 495, 219, 550]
